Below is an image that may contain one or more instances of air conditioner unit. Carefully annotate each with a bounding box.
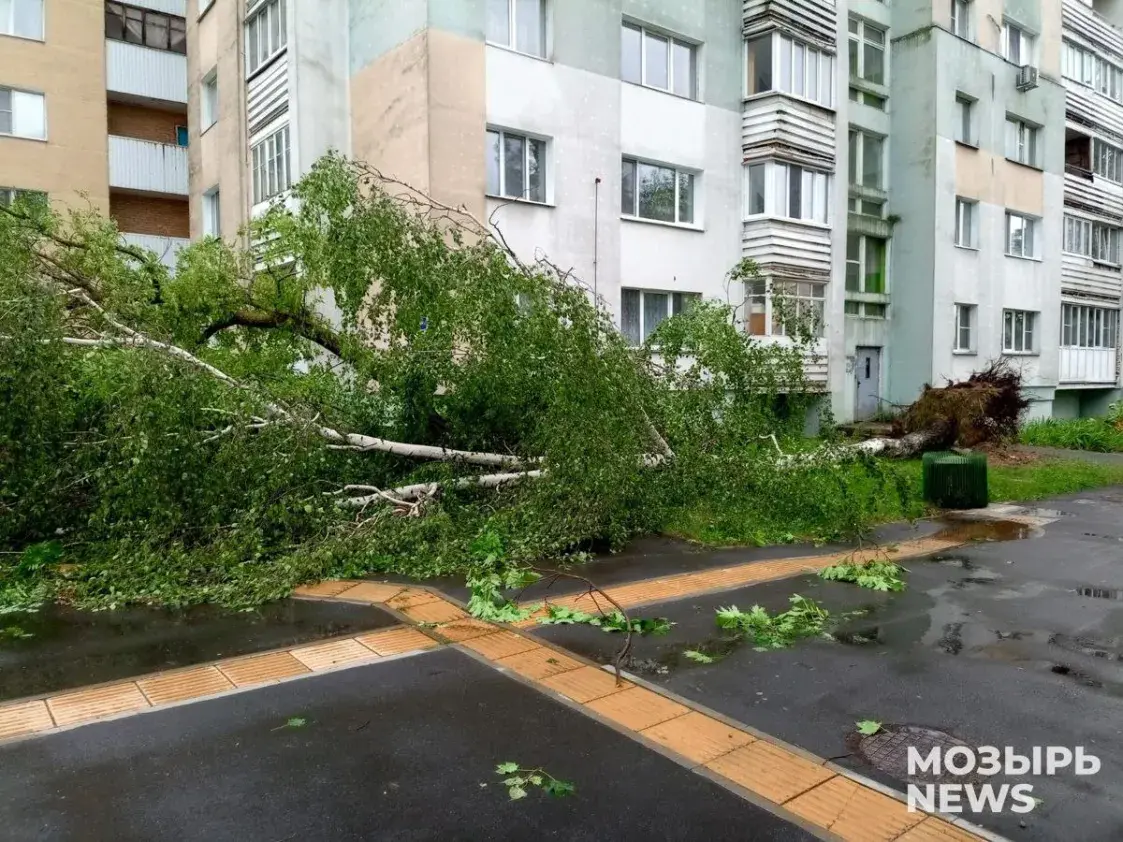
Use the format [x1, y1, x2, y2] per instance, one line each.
[1016, 64, 1039, 91]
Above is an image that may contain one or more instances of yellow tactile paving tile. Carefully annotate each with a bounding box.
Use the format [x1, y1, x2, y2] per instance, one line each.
[356, 626, 439, 656]
[290, 638, 377, 671]
[385, 590, 442, 610]
[584, 686, 689, 730]
[0, 700, 53, 740]
[460, 630, 540, 659]
[291, 579, 357, 598]
[399, 599, 469, 624]
[639, 711, 754, 764]
[218, 651, 311, 687]
[334, 582, 408, 603]
[897, 818, 988, 842]
[785, 775, 925, 842]
[540, 665, 632, 703]
[495, 646, 583, 680]
[705, 741, 835, 804]
[47, 682, 150, 727]
[137, 666, 234, 706]
[431, 618, 497, 642]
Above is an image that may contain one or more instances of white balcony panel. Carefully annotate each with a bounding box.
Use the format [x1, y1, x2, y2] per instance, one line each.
[742, 218, 832, 279]
[109, 136, 188, 196]
[106, 40, 187, 106]
[1061, 254, 1123, 299]
[1064, 85, 1123, 142]
[128, 0, 186, 14]
[1060, 347, 1118, 384]
[743, 94, 836, 170]
[743, 0, 836, 52]
[120, 233, 190, 270]
[1065, 169, 1123, 222]
[247, 53, 289, 139]
[1063, 0, 1123, 61]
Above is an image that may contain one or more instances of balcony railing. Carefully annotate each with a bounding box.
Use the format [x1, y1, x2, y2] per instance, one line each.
[105, 39, 187, 106]
[108, 136, 188, 196]
[1060, 347, 1118, 384]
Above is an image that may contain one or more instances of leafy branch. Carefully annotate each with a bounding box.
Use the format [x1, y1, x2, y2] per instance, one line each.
[495, 762, 575, 801]
[715, 595, 830, 650]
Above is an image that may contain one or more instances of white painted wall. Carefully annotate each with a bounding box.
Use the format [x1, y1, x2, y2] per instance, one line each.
[484, 46, 743, 325]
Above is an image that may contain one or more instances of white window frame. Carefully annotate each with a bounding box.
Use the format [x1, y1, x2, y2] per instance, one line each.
[1063, 214, 1121, 265]
[1094, 138, 1123, 183]
[745, 279, 826, 338]
[201, 69, 218, 131]
[847, 196, 885, 218]
[846, 233, 889, 295]
[848, 86, 886, 110]
[485, 0, 548, 59]
[622, 21, 697, 99]
[622, 157, 698, 226]
[251, 124, 290, 205]
[955, 197, 978, 248]
[486, 128, 549, 203]
[0, 186, 46, 207]
[954, 304, 976, 353]
[0, 86, 45, 140]
[1005, 211, 1038, 259]
[848, 17, 887, 86]
[620, 288, 701, 345]
[1002, 20, 1035, 66]
[0, 0, 43, 40]
[202, 186, 220, 238]
[955, 94, 976, 145]
[743, 161, 829, 225]
[848, 128, 885, 190]
[950, 0, 971, 40]
[1063, 41, 1095, 86]
[1062, 303, 1120, 349]
[1004, 115, 1039, 167]
[246, 0, 287, 76]
[744, 32, 835, 108]
[1003, 309, 1037, 354]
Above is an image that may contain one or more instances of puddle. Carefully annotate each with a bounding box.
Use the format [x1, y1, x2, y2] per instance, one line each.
[932, 519, 1036, 543]
[1051, 663, 1104, 688]
[1050, 633, 1123, 661]
[931, 554, 977, 569]
[937, 622, 964, 655]
[833, 626, 882, 646]
[1074, 586, 1123, 600]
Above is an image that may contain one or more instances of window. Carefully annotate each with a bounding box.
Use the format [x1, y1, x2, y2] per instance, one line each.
[845, 301, 887, 317]
[486, 129, 547, 203]
[201, 71, 218, 130]
[0, 87, 45, 139]
[848, 128, 884, 190]
[1064, 215, 1121, 264]
[743, 162, 829, 224]
[173, 125, 187, 146]
[954, 304, 976, 352]
[849, 87, 886, 110]
[622, 158, 696, 225]
[251, 125, 290, 205]
[1002, 20, 1034, 65]
[1004, 116, 1039, 167]
[950, 0, 971, 39]
[745, 32, 834, 108]
[955, 95, 975, 145]
[1003, 309, 1037, 353]
[1005, 212, 1037, 258]
[846, 233, 887, 294]
[1062, 304, 1120, 349]
[0, 0, 43, 40]
[1094, 138, 1123, 183]
[246, 0, 286, 74]
[486, 0, 546, 58]
[955, 198, 977, 248]
[0, 187, 45, 207]
[621, 22, 697, 98]
[847, 197, 885, 217]
[745, 279, 825, 337]
[105, 3, 186, 54]
[621, 289, 700, 344]
[1064, 41, 1123, 102]
[203, 187, 220, 237]
[848, 18, 886, 85]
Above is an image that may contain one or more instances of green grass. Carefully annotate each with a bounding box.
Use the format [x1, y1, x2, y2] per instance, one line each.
[1019, 418, 1123, 453]
[900, 457, 1123, 503]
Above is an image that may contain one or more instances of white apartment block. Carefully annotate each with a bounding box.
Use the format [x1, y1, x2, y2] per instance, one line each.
[186, 0, 1123, 423]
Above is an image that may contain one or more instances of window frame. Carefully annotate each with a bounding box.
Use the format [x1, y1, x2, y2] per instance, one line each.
[950, 0, 971, 40]
[847, 127, 885, 190]
[745, 278, 826, 338]
[202, 186, 221, 238]
[1002, 308, 1038, 354]
[1004, 115, 1040, 168]
[201, 70, 218, 131]
[1005, 211, 1038, 259]
[744, 31, 835, 108]
[486, 127, 549, 204]
[1063, 214, 1121, 266]
[621, 21, 698, 99]
[845, 232, 889, 295]
[485, 0, 548, 59]
[743, 161, 830, 225]
[245, 0, 287, 77]
[848, 17, 887, 86]
[622, 157, 699, 227]
[620, 288, 701, 345]
[955, 197, 978, 248]
[1062, 303, 1120, 349]
[0, 86, 46, 140]
[250, 124, 291, 206]
[0, 0, 43, 41]
[955, 93, 976, 146]
[1093, 137, 1123, 183]
[1002, 19, 1035, 66]
[954, 303, 976, 353]
[105, 2, 187, 54]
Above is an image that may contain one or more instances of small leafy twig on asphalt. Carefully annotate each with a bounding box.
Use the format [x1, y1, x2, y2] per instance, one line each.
[495, 762, 575, 801]
[855, 720, 882, 736]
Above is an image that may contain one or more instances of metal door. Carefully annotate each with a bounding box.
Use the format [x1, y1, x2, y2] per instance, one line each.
[855, 347, 881, 420]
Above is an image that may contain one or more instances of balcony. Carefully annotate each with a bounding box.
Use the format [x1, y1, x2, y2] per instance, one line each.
[105, 40, 187, 107]
[108, 136, 188, 196]
[120, 233, 190, 271]
[1060, 348, 1118, 385]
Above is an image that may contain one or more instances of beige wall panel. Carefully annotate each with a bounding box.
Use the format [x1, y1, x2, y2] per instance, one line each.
[426, 29, 486, 219]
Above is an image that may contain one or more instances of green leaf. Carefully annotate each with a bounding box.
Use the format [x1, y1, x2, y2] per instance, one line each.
[856, 720, 882, 736]
[508, 785, 528, 801]
[495, 762, 519, 775]
[528, 774, 543, 786]
[683, 649, 715, 664]
[502, 776, 525, 786]
[543, 779, 575, 798]
[286, 717, 307, 728]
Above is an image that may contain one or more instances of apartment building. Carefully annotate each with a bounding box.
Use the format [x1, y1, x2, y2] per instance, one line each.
[0, 0, 190, 267]
[186, 0, 1122, 422]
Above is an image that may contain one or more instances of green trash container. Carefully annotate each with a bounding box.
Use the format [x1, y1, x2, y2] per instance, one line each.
[921, 451, 989, 509]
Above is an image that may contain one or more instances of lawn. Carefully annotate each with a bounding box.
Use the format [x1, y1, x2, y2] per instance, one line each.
[1019, 418, 1123, 453]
